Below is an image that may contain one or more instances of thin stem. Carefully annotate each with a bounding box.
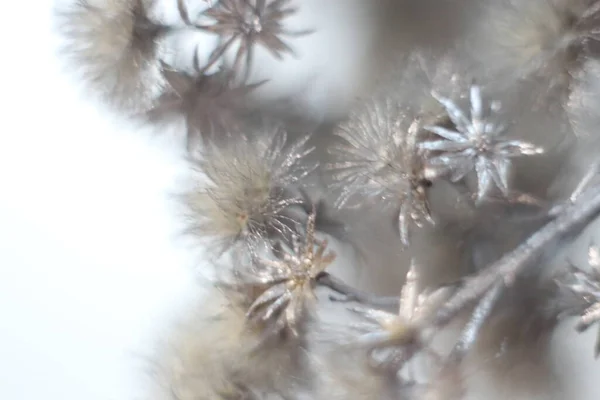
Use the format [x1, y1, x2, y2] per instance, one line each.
[433, 183, 600, 328]
[316, 272, 400, 308]
[445, 282, 503, 364]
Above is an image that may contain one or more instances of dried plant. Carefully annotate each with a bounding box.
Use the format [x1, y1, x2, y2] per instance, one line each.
[145, 65, 264, 147]
[56, 0, 167, 111]
[556, 244, 600, 357]
[420, 85, 544, 204]
[327, 96, 434, 246]
[351, 261, 450, 373]
[479, 0, 600, 97]
[244, 209, 336, 338]
[150, 282, 308, 400]
[195, 0, 312, 81]
[182, 125, 316, 254]
[55, 2, 600, 399]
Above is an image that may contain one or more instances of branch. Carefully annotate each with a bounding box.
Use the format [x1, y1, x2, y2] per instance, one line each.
[316, 272, 400, 308]
[445, 282, 503, 364]
[433, 183, 600, 328]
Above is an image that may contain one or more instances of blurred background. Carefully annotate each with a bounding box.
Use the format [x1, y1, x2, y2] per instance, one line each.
[1, 1, 600, 399]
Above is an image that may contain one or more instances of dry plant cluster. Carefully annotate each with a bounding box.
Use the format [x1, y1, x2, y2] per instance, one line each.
[56, 0, 600, 398]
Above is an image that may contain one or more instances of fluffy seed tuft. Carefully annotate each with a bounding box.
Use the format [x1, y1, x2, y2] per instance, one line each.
[56, 0, 166, 111]
[182, 125, 316, 254]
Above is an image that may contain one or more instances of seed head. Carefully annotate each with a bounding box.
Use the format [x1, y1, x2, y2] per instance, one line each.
[327, 96, 434, 247]
[182, 126, 316, 254]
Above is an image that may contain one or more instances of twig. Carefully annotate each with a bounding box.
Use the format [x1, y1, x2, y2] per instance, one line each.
[445, 282, 503, 364]
[433, 183, 600, 328]
[316, 272, 400, 308]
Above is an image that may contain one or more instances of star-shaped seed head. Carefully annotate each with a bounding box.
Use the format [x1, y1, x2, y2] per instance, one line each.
[244, 209, 336, 338]
[419, 85, 544, 204]
[199, 0, 312, 82]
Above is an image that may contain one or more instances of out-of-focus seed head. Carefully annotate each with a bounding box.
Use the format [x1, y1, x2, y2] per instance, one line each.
[198, 0, 312, 82]
[555, 243, 600, 356]
[56, 0, 167, 112]
[478, 0, 600, 97]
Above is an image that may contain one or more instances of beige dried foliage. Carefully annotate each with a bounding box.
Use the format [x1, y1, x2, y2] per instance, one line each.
[151, 285, 307, 400]
[57, 0, 166, 111]
[477, 0, 600, 95]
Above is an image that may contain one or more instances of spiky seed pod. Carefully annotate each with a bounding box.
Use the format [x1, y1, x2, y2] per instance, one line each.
[182, 125, 316, 255]
[150, 283, 308, 400]
[420, 85, 544, 204]
[199, 0, 312, 82]
[327, 95, 434, 247]
[56, 0, 167, 112]
[555, 244, 600, 356]
[145, 66, 264, 149]
[350, 262, 450, 373]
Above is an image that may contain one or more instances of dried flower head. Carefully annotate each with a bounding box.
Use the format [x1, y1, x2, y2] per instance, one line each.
[182, 126, 316, 254]
[556, 243, 600, 356]
[481, 0, 600, 95]
[352, 261, 450, 372]
[327, 96, 434, 247]
[199, 0, 312, 81]
[56, 0, 166, 111]
[244, 209, 336, 338]
[420, 85, 544, 204]
[145, 65, 264, 148]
